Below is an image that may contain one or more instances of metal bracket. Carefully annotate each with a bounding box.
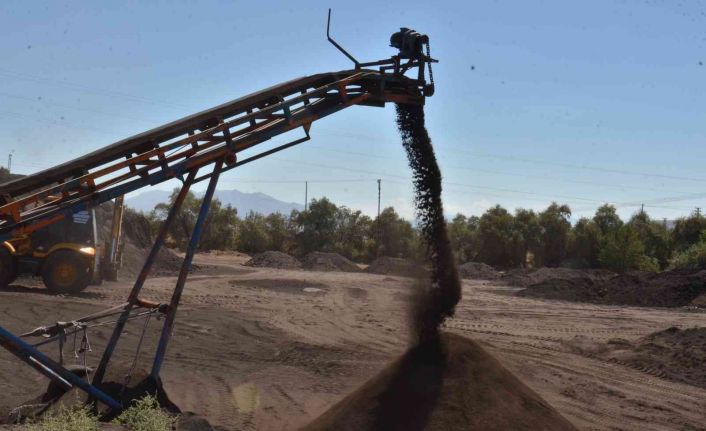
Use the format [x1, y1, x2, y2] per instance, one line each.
[327, 9, 360, 69]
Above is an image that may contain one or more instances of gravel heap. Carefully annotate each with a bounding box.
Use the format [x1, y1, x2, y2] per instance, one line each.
[302, 252, 361, 272]
[302, 333, 577, 431]
[366, 257, 419, 277]
[245, 251, 302, 269]
[503, 267, 615, 287]
[458, 262, 500, 280]
[519, 268, 706, 307]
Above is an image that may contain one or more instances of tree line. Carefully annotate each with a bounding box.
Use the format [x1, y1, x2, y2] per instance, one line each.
[134, 188, 706, 272]
[449, 203, 706, 272]
[140, 189, 420, 263]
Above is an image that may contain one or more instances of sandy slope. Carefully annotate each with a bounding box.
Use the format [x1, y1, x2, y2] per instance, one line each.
[0, 254, 704, 430]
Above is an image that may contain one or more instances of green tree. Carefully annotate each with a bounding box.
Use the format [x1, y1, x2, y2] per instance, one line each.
[237, 211, 269, 253]
[672, 211, 706, 252]
[477, 205, 516, 267]
[628, 211, 671, 269]
[199, 200, 238, 250]
[512, 208, 541, 267]
[537, 203, 572, 267]
[448, 214, 479, 263]
[370, 207, 417, 259]
[264, 212, 290, 252]
[593, 204, 623, 236]
[293, 198, 339, 255]
[567, 217, 601, 268]
[599, 225, 657, 273]
[151, 189, 201, 249]
[671, 231, 706, 269]
[150, 189, 237, 250]
[334, 207, 372, 261]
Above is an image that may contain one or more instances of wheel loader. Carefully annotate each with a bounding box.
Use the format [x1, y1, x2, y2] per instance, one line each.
[0, 197, 124, 293]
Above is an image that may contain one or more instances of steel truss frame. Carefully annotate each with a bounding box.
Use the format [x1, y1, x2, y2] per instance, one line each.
[0, 63, 429, 412]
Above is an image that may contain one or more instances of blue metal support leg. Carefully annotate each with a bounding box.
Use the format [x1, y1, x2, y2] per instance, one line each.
[91, 170, 198, 388]
[150, 158, 223, 379]
[0, 325, 121, 411]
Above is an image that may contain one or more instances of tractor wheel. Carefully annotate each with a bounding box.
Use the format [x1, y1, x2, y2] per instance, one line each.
[0, 246, 17, 288]
[42, 250, 91, 294]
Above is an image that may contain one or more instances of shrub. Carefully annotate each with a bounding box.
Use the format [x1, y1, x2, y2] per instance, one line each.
[113, 395, 177, 431]
[671, 239, 706, 269]
[26, 405, 99, 431]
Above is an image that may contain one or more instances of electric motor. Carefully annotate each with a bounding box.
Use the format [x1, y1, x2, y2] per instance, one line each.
[390, 28, 429, 59]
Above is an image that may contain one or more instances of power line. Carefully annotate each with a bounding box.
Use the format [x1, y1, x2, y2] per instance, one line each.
[0, 91, 161, 125]
[0, 110, 119, 137]
[455, 151, 706, 184]
[269, 156, 691, 211]
[0, 68, 189, 109]
[294, 144, 706, 210]
[315, 128, 706, 184]
[1, 67, 702, 187]
[305, 143, 686, 195]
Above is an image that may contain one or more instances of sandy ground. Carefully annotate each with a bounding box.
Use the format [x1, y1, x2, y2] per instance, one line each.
[0, 253, 704, 430]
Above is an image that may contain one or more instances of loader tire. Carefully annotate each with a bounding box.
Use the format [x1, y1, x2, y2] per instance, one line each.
[0, 246, 17, 288]
[42, 250, 91, 294]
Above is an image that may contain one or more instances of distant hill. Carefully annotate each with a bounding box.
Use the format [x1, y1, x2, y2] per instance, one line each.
[126, 188, 304, 216]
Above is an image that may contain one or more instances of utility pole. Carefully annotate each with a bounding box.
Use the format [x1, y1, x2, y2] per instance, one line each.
[377, 179, 381, 220]
[640, 203, 644, 214]
[376, 179, 381, 258]
[697, 207, 702, 217]
[304, 181, 308, 211]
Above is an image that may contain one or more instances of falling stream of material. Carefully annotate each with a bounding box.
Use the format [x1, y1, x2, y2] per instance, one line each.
[304, 104, 578, 431]
[395, 103, 462, 344]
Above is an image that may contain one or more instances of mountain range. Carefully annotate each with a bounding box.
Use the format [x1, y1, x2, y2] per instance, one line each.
[126, 188, 304, 215]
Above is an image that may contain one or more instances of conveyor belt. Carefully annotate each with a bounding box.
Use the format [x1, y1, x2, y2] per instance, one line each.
[0, 69, 424, 241]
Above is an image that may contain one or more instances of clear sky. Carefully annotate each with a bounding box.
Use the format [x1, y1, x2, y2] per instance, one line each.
[1, 0, 704, 221]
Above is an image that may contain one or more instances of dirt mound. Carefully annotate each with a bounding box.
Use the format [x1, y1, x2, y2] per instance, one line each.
[568, 327, 706, 390]
[95, 203, 190, 278]
[458, 262, 500, 280]
[503, 267, 615, 287]
[302, 252, 361, 272]
[120, 242, 189, 278]
[302, 332, 576, 431]
[519, 268, 706, 307]
[600, 269, 706, 307]
[366, 257, 419, 277]
[245, 251, 302, 269]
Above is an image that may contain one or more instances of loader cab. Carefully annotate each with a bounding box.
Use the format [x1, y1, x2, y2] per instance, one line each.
[32, 210, 98, 254]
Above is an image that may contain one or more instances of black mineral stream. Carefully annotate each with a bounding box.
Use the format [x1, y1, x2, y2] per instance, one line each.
[395, 103, 462, 345]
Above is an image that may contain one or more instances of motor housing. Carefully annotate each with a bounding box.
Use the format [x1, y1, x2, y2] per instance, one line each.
[390, 28, 429, 60]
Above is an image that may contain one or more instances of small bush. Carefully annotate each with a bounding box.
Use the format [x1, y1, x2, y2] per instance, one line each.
[671, 240, 706, 269]
[113, 394, 176, 431]
[25, 405, 99, 431]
